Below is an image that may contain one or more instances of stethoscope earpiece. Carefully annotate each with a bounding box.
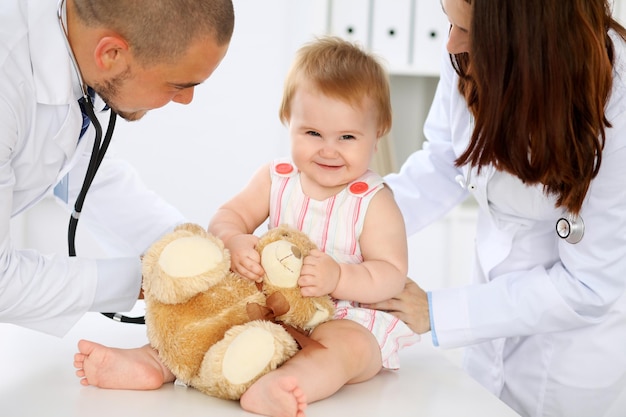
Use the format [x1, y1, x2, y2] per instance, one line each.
[455, 173, 475, 190]
[556, 215, 584, 244]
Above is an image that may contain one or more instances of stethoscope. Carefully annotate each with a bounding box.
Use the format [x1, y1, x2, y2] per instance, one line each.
[455, 115, 585, 244]
[555, 215, 584, 244]
[456, 169, 584, 244]
[57, 0, 145, 324]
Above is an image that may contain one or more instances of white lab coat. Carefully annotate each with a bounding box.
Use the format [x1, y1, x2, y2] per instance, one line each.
[386, 36, 626, 416]
[0, 1, 185, 335]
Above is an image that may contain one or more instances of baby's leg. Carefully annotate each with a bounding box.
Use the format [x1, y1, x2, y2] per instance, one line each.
[74, 340, 174, 390]
[240, 320, 381, 417]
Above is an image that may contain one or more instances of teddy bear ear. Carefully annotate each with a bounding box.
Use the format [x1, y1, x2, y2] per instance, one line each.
[174, 222, 207, 235]
[256, 224, 318, 257]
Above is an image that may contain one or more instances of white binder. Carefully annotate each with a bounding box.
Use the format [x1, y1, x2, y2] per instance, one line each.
[370, 0, 412, 71]
[412, 0, 450, 76]
[328, 0, 371, 49]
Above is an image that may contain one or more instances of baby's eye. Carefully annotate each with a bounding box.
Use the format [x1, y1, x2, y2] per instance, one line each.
[306, 130, 321, 137]
[340, 134, 356, 140]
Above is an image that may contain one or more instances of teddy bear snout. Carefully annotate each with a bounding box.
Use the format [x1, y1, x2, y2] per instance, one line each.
[261, 240, 302, 288]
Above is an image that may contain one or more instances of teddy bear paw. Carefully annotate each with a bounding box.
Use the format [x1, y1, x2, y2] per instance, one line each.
[142, 224, 231, 304]
[303, 301, 333, 329]
[194, 320, 299, 400]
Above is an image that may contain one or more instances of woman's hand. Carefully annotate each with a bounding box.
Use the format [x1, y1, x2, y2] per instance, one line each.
[363, 278, 431, 334]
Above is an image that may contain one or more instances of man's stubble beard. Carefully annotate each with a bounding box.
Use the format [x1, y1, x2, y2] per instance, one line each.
[94, 66, 146, 122]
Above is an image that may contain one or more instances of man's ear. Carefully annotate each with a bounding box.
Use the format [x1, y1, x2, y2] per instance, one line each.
[93, 35, 130, 72]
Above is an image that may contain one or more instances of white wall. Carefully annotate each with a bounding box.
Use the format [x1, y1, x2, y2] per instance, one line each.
[111, 0, 293, 224]
[615, 0, 626, 25]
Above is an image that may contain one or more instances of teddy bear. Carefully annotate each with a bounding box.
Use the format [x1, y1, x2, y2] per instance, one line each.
[141, 222, 335, 400]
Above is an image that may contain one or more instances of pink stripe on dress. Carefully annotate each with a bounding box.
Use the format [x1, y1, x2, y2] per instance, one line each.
[272, 176, 290, 228]
[297, 195, 309, 232]
[349, 198, 362, 255]
[319, 195, 336, 252]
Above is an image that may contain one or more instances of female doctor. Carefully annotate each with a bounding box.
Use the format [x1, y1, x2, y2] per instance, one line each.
[0, 0, 233, 336]
[369, 1, 626, 416]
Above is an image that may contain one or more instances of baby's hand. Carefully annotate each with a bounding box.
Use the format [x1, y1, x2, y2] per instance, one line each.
[228, 234, 264, 282]
[298, 249, 340, 297]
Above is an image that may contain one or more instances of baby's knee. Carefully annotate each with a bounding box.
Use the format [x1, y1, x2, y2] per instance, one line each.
[332, 322, 382, 380]
[315, 320, 378, 356]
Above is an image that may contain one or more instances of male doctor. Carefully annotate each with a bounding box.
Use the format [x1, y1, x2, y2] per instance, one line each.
[0, 0, 234, 336]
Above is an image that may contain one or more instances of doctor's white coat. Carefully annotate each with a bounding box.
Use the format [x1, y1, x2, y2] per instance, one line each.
[0, 1, 185, 335]
[386, 35, 626, 417]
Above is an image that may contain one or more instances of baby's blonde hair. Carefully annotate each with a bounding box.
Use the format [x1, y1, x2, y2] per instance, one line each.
[279, 36, 392, 137]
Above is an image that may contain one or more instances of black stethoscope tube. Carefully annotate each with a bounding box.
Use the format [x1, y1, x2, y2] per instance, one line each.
[68, 94, 116, 257]
[67, 97, 145, 325]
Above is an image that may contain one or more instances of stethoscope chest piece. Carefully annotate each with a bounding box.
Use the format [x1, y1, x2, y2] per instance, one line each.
[556, 215, 584, 244]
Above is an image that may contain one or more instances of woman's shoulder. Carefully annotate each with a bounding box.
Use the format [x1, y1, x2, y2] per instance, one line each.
[607, 30, 626, 124]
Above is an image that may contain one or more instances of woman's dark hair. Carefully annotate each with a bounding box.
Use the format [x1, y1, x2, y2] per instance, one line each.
[452, 0, 626, 214]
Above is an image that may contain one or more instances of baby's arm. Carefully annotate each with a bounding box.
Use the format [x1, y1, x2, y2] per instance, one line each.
[208, 163, 272, 281]
[321, 186, 407, 303]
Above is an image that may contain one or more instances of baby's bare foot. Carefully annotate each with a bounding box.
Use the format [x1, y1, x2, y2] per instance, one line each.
[240, 373, 307, 417]
[73, 340, 170, 390]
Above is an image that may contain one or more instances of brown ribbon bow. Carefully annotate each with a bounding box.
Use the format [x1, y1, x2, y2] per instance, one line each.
[246, 291, 324, 350]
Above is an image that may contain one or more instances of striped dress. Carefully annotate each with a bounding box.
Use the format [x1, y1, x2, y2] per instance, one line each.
[268, 158, 420, 369]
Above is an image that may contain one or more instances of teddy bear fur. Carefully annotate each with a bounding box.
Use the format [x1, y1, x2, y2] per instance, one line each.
[255, 226, 336, 331]
[142, 223, 334, 400]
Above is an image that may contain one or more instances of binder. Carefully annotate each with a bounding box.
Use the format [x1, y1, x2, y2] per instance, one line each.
[412, 0, 450, 76]
[328, 0, 371, 49]
[370, 0, 412, 71]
